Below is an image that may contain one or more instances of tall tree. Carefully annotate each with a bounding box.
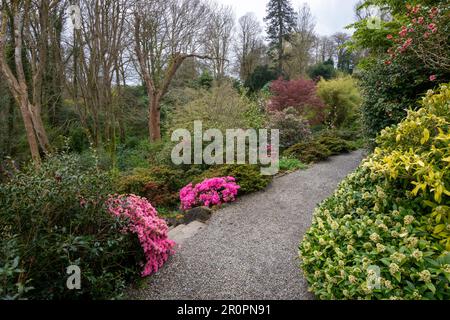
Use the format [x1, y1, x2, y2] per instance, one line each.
[234, 13, 264, 82]
[67, 0, 128, 150]
[264, 0, 296, 74]
[203, 4, 234, 80]
[132, 0, 210, 142]
[332, 32, 354, 73]
[0, 0, 56, 164]
[285, 3, 316, 77]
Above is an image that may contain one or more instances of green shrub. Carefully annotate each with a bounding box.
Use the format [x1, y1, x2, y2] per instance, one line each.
[308, 59, 336, 80]
[244, 65, 278, 93]
[116, 166, 185, 208]
[0, 236, 33, 299]
[299, 84, 450, 300]
[268, 107, 312, 149]
[168, 83, 265, 134]
[278, 158, 307, 173]
[315, 133, 357, 156]
[317, 76, 362, 129]
[358, 54, 445, 143]
[0, 153, 142, 299]
[192, 164, 272, 195]
[283, 141, 332, 164]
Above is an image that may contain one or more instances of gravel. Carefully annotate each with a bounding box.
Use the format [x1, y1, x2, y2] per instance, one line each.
[129, 150, 365, 300]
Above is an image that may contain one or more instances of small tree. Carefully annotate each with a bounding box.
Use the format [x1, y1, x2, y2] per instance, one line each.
[268, 78, 325, 125]
[317, 76, 362, 128]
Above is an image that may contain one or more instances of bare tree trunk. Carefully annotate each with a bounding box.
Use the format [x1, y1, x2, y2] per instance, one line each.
[0, 4, 43, 164]
[148, 94, 161, 142]
[29, 103, 51, 153]
[19, 98, 41, 164]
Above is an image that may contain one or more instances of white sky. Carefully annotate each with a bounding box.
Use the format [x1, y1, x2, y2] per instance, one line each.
[217, 0, 360, 36]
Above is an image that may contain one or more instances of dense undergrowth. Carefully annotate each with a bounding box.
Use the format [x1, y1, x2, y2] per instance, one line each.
[300, 84, 450, 300]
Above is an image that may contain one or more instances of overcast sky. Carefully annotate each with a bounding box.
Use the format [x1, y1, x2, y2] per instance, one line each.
[217, 0, 360, 36]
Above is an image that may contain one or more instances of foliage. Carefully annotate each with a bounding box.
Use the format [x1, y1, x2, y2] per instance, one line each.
[193, 164, 272, 195]
[264, 0, 297, 72]
[300, 165, 450, 300]
[315, 132, 358, 155]
[317, 76, 362, 128]
[106, 195, 175, 276]
[347, 0, 445, 57]
[197, 70, 214, 89]
[358, 53, 447, 142]
[366, 84, 450, 249]
[244, 65, 279, 93]
[0, 236, 33, 300]
[180, 177, 240, 211]
[385, 3, 450, 74]
[116, 166, 185, 208]
[116, 138, 152, 171]
[268, 78, 326, 125]
[283, 141, 332, 164]
[0, 153, 142, 299]
[308, 59, 337, 81]
[268, 107, 312, 149]
[278, 157, 307, 173]
[299, 84, 450, 300]
[168, 83, 265, 134]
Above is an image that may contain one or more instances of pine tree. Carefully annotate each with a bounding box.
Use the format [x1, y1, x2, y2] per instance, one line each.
[264, 0, 297, 74]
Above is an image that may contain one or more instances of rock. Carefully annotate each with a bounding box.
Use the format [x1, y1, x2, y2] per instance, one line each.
[183, 206, 212, 224]
[168, 221, 206, 245]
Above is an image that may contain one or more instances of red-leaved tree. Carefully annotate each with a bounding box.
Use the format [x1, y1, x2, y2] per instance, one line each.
[268, 78, 326, 125]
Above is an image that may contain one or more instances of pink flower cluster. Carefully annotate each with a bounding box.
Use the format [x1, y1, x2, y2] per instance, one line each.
[106, 194, 175, 277]
[180, 177, 240, 211]
[384, 4, 442, 76]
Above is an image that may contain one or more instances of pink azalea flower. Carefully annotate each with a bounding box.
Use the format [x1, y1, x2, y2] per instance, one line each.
[180, 177, 240, 211]
[106, 194, 175, 277]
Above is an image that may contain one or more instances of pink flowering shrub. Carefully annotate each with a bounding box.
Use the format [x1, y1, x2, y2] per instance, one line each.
[180, 177, 240, 211]
[385, 4, 450, 74]
[106, 194, 175, 277]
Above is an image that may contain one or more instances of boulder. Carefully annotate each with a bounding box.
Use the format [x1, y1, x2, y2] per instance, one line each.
[183, 206, 212, 224]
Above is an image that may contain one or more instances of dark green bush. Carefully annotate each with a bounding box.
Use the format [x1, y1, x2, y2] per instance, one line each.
[308, 59, 336, 81]
[283, 141, 332, 164]
[116, 165, 185, 208]
[315, 134, 357, 156]
[358, 54, 448, 143]
[244, 65, 278, 93]
[0, 153, 142, 300]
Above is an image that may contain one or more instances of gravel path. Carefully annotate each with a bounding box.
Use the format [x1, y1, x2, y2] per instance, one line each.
[130, 150, 365, 300]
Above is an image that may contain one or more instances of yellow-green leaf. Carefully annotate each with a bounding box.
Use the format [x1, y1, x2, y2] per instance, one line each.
[434, 224, 446, 234]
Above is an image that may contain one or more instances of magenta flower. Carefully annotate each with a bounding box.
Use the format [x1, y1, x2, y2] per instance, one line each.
[106, 194, 175, 277]
[180, 177, 240, 211]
